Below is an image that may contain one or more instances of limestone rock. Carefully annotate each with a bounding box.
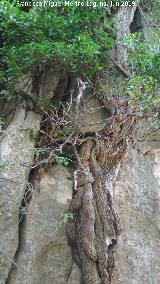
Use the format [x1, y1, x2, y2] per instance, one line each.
[42, 69, 59, 100]
[112, 121, 160, 284]
[7, 165, 73, 284]
[116, 0, 140, 68]
[64, 87, 107, 134]
[0, 108, 41, 284]
[78, 95, 107, 133]
[68, 263, 81, 284]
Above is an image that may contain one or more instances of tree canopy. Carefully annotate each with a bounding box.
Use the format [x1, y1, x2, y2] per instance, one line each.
[0, 0, 114, 83]
[0, 0, 160, 126]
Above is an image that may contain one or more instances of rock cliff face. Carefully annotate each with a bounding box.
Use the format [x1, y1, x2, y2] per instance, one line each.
[0, 109, 41, 284]
[112, 121, 160, 284]
[7, 165, 75, 284]
[0, 75, 81, 284]
[1, 102, 160, 284]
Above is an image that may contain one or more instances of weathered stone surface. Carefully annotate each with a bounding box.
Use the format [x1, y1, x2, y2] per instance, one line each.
[68, 263, 81, 284]
[79, 95, 107, 133]
[64, 88, 107, 134]
[0, 108, 41, 284]
[7, 165, 73, 284]
[116, 0, 140, 67]
[42, 69, 59, 100]
[129, 6, 150, 38]
[16, 74, 32, 95]
[112, 121, 160, 284]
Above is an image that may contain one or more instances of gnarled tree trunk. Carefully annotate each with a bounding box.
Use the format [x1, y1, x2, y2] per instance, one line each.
[67, 113, 135, 283]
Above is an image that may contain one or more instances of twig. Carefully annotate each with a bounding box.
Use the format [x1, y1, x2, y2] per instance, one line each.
[108, 56, 131, 78]
[59, 130, 75, 153]
[75, 78, 88, 124]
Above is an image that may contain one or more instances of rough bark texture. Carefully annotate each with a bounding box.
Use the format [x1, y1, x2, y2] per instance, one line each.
[67, 114, 135, 284]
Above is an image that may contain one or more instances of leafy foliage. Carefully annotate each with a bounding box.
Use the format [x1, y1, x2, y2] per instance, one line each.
[28, 128, 38, 140]
[123, 32, 160, 126]
[34, 147, 71, 167]
[141, 0, 160, 21]
[0, 0, 114, 84]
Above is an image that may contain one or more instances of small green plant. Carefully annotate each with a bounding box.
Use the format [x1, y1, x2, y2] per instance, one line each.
[53, 154, 70, 167]
[152, 118, 160, 129]
[34, 147, 50, 158]
[28, 129, 38, 140]
[54, 131, 65, 140]
[34, 147, 71, 166]
[122, 32, 160, 127]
